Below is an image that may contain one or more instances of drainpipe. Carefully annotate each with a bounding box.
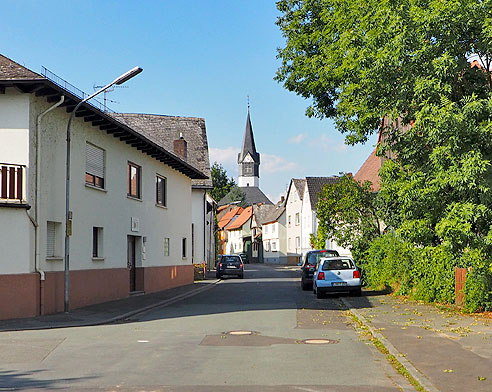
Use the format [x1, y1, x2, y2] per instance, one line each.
[32, 96, 65, 315]
[203, 191, 207, 267]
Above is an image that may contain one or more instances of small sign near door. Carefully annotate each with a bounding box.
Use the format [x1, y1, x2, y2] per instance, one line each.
[131, 217, 140, 232]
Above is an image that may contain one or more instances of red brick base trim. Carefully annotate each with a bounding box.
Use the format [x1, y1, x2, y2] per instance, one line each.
[0, 264, 194, 320]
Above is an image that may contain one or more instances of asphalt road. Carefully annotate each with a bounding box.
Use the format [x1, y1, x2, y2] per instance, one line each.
[0, 264, 414, 391]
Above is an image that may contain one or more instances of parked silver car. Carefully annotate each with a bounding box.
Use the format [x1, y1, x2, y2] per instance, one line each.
[313, 257, 361, 298]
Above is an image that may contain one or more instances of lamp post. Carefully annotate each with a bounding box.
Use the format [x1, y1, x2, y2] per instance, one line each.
[64, 66, 143, 313]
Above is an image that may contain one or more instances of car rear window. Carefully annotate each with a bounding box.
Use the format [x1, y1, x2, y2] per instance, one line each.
[322, 259, 354, 270]
[222, 256, 241, 263]
[307, 251, 339, 264]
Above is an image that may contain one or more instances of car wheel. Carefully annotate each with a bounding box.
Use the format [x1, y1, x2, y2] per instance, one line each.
[301, 280, 309, 291]
[313, 283, 316, 294]
[216, 274, 221, 279]
[238, 274, 244, 279]
[316, 288, 324, 299]
[352, 288, 362, 297]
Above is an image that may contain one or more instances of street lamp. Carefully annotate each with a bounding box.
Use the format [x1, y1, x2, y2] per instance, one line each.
[64, 66, 143, 312]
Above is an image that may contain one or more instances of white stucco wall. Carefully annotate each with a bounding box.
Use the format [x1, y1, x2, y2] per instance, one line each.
[192, 188, 206, 264]
[26, 94, 193, 273]
[285, 182, 303, 257]
[263, 211, 287, 264]
[0, 92, 33, 273]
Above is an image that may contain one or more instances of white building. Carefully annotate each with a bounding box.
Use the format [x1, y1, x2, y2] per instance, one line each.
[224, 206, 253, 256]
[285, 177, 351, 264]
[260, 203, 287, 264]
[0, 54, 210, 320]
[110, 114, 215, 270]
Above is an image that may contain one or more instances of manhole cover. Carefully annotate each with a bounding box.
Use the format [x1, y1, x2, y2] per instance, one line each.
[302, 339, 338, 344]
[227, 330, 254, 336]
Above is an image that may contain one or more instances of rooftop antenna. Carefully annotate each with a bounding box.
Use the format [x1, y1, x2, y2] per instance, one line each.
[93, 83, 128, 112]
[247, 95, 250, 111]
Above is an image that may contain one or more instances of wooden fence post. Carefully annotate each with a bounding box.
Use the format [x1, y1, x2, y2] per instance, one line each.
[455, 267, 467, 307]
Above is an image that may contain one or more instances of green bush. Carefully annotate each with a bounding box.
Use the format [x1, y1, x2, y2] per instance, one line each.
[364, 233, 415, 294]
[412, 246, 455, 304]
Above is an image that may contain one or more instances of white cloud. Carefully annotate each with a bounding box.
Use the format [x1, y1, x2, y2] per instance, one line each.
[288, 133, 306, 144]
[308, 134, 348, 152]
[209, 146, 239, 166]
[262, 153, 300, 174]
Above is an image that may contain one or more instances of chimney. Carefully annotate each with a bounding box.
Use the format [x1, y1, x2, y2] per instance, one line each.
[173, 133, 187, 161]
[280, 196, 285, 203]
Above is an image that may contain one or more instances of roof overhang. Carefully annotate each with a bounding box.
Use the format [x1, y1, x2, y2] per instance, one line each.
[0, 78, 208, 180]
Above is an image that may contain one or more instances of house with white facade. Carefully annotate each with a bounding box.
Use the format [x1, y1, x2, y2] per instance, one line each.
[110, 113, 215, 270]
[224, 206, 252, 256]
[285, 177, 351, 264]
[0, 54, 209, 320]
[260, 202, 287, 264]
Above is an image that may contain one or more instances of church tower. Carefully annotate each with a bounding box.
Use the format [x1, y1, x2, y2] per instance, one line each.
[237, 107, 260, 187]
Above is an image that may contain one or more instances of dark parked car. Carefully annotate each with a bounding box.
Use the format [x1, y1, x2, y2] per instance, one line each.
[300, 249, 339, 290]
[216, 255, 244, 279]
[239, 253, 249, 264]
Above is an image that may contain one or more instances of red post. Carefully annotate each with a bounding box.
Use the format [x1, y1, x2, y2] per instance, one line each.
[1, 166, 7, 198]
[16, 167, 23, 200]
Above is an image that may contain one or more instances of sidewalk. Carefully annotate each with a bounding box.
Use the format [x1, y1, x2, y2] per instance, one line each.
[344, 293, 492, 392]
[0, 276, 219, 332]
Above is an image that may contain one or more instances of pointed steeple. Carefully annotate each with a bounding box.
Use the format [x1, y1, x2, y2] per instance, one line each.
[238, 107, 260, 164]
[238, 106, 260, 187]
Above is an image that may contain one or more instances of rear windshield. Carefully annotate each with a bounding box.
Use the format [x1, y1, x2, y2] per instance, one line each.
[322, 259, 354, 270]
[307, 251, 339, 264]
[222, 256, 241, 263]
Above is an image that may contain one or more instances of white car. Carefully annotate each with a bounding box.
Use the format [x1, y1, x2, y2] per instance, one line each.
[313, 257, 361, 298]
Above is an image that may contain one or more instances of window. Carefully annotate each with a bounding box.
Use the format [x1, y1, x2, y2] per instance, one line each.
[295, 213, 300, 226]
[128, 162, 141, 198]
[264, 240, 270, 252]
[272, 240, 277, 252]
[164, 238, 170, 256]
[156, 175, 166, 206]
[272, 224, 276, 234]
[92, 227, 103, 258]
[288, 237, 292, 251]
[265, 225, 269, 234]
[182, 237, 187, 258]
[86, 143, 105, 188]
[46, 221, 61, 257]
[296, 236, 301, 248]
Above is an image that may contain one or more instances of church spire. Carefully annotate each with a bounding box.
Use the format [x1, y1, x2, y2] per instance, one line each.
[237, 104, 260, 187]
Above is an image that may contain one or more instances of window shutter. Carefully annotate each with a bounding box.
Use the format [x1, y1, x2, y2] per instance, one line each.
[47, 221, 56, 257]
[86, 143, 105, 178]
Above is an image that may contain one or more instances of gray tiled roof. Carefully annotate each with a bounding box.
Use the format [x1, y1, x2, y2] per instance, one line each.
[292, 178, 306, 200]
[218, 186, 272, 206]
[0, 54, 44, 80]
[306, 176, 339, 210]
[111, 113, 212, 188]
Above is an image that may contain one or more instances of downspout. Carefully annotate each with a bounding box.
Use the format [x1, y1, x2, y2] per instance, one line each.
[203, 191, 207, 268]
[32, 96, 65, 315]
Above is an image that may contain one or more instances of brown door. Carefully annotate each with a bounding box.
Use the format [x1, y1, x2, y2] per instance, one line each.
[127, 235, 136, 292]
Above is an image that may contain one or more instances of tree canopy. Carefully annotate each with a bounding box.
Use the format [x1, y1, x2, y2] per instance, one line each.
[209, 162, 236, 202]
[277, 0, 492, 310]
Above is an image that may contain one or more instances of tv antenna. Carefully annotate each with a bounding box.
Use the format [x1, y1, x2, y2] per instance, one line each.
[93, 83, 128, 111]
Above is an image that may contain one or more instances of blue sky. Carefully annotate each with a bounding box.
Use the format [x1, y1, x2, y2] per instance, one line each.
[3, 0, 377, 202]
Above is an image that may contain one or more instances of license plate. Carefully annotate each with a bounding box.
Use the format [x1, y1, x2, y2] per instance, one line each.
[332, 282, 347, 287]
[227, 265, 237, 269]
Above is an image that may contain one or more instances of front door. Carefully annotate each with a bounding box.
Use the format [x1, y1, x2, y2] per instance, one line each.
[127, 235, 136, 292]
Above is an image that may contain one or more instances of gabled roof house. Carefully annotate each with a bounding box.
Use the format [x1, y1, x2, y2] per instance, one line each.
[0, 54, 211, 319]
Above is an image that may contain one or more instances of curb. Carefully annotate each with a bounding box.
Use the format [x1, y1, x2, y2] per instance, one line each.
[1, 279, 220, 332]
[341, 297, 440, 392]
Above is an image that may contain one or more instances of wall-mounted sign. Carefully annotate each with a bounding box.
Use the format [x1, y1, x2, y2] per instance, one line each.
[131, 217, 140, 232]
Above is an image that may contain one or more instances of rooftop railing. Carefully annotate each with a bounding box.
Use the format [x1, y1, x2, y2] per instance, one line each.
[41, 66, 115, 113]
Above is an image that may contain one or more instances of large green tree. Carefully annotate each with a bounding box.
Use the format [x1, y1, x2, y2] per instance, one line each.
[315, 174, 381, 260]
[276, 0, 492, 309]
[209, 162, 236, 202]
